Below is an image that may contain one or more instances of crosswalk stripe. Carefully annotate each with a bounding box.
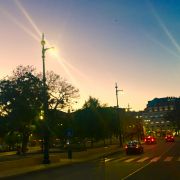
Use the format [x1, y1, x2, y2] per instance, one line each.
[109, 156, 132, 164]
[103, 156, 180, 163]
[124, 158, 137, 163]
[104, 156, 128, 163]
[137, 157, 149, 162]
[114, 156, 129, 163]
[150, 156, 161, 162]
[104, 158, 112, 162]
[164, 156, 173, 162]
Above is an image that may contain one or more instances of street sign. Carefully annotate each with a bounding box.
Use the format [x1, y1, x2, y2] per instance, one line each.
[66, 128, 73, 137]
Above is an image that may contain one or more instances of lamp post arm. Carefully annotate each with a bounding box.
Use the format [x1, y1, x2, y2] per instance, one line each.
[45, 47, 54, 51]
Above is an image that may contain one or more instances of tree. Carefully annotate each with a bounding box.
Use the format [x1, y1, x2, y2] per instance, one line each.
[0, 116, 9, 143]
[82, 96, 101, 109]
[45, 71, 79, 111]
[0, 66, 80, 152]
[73, 97, 101, 146]
[0, 65, 43, 153]
[41, 71, 79, 142]
[74, 97, 119, 146]
[98, 107, 118, 145]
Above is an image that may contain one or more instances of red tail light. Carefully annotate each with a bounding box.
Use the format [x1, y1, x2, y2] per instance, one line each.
[151, 138, 154, 141]
[125, 145, 128, 149]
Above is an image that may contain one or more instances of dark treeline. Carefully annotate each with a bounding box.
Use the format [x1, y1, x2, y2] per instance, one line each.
[0, 65, 144, 153]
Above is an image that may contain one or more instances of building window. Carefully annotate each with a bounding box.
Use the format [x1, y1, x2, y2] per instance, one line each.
[170, 106, 174, 110]
[154, 107, 158, 111]
[165, 106, 168, 111]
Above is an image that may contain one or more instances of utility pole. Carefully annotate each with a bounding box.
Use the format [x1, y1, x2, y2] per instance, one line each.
[41, 33, 54, 164]
[126, 103, 132, 112]
[115, 83, 123, 108]
[115, 83, 123, 147]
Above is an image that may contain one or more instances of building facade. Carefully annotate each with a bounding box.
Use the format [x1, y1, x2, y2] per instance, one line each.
[142, 97, 180, 137]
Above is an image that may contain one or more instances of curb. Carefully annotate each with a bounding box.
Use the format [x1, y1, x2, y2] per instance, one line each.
[0, 147, 123, 179]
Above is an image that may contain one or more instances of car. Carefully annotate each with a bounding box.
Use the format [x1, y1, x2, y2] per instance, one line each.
[165, 135, 175, 142]
[125, 140, 144, 155]
[144, 136, 156, 144]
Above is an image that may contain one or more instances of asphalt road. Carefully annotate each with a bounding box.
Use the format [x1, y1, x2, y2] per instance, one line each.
[5, 138, 180, 180]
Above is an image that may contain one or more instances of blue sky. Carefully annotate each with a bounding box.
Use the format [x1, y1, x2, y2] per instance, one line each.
[0, 0, 180, 111]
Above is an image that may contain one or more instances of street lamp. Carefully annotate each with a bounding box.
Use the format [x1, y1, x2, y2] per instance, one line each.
[115, 83, 123, 147]
[41, 33, 54, 164]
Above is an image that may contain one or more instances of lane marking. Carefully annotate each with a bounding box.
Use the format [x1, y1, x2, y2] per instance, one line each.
[150, 156, 161, 162]
[124, 158, 137, 163]
[137, 157, 149, 163]
[102, 156, 137, 163]
[113, 156, 130, 163]
[121, 142, 175, 180]
[164, 156, 173, 162]
[121, 161, 152, 180]
[104, 158, 112, 162]
[103, 156, 129, 163]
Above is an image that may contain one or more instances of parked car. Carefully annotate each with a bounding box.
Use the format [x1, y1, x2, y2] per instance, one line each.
[125, 140, 144, 155]
[144, 136, 156, 144]
[165, 135, 175, 142]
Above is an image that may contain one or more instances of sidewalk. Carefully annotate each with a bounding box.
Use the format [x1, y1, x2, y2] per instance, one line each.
[0, 145, 122, 179]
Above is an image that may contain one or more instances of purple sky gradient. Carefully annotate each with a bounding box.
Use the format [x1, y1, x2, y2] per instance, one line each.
[0, 0, 180, 111]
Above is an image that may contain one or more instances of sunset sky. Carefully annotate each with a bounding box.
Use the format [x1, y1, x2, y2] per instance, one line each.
[1, 0, 180, 111]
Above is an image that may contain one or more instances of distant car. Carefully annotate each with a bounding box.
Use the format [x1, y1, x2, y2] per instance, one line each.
[165, 135, 175, 142]
[125, 140, 144, 155]
[144, 136, 156, 144]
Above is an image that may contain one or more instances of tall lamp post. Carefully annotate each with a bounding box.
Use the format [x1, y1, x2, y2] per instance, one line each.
[115, 83, 123, 147]
[41, 33, 54, 164]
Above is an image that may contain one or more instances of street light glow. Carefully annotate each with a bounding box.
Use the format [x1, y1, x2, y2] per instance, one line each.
[48, 47, 59, 59]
